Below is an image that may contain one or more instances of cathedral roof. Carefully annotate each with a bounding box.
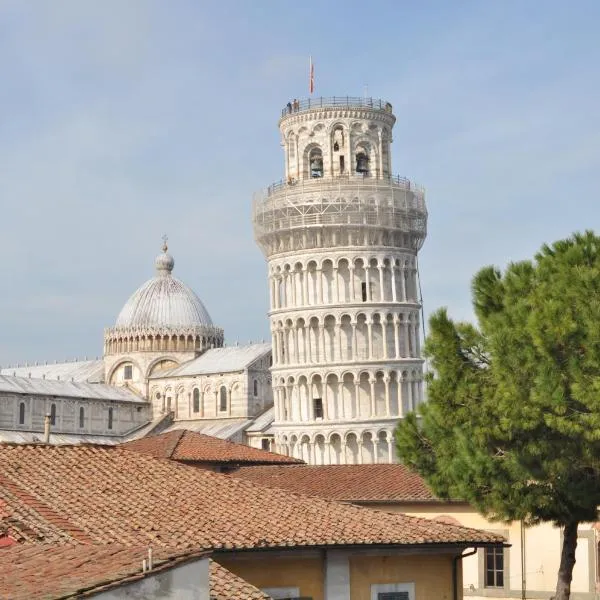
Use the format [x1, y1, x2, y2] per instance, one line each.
[151, 343, 271, 378]
[114, 242, 214, 331]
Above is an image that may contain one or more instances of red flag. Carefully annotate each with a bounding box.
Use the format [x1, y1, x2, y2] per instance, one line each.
[309, 56, 314, 94]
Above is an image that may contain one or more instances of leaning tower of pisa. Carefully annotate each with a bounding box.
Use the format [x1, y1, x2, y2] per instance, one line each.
[253, 97, 428, 464]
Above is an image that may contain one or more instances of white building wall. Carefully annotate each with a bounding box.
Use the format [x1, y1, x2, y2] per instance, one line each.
[93, 557, 210, 600]
[0, 392, 149, 437]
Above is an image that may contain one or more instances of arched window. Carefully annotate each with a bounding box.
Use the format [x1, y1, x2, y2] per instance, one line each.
[309, 147, 323, 178]
[193, 388, 200, 413]
[355, 151, 369, 173]
[253, 379, 258, 397]
[108, 407, 113, 430]
[50, 403, 56, 426]
[219, 386, 227, 412]
[18, 402, 25, 425]
[79, 407, 85, 428]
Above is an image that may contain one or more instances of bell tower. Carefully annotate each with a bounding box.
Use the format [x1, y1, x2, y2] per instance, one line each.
[253, 97, 428, 464]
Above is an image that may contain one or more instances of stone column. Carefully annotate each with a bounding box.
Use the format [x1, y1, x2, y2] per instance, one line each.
[317, 268, 324, 304]
[378, 263, 385, 302]
[401, 268, 407, 301]
[382, 319, 389, 359]
[349, 265, 356, 301]
[369, 377, 376, 416]
[384, 375, 391, 416]
[320, 326, 326, 362]
[354, 381, 361, 419]
[338, 381, 345, 420]
[303, 269, 309, 306]
[323, 380, 329, 420]
[366, 320, 373, 359]
[391, 266, 397, 302]
[394, 317, 400, 359]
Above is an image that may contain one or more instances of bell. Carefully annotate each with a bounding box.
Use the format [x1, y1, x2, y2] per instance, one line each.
[356, 153, 369, 173]
[310, 156, 323, 177]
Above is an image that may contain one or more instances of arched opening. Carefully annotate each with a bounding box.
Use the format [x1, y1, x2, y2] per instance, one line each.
[309, 147, 323, 178]
[18, 402, 25, 425]
[50, 403, 56, 426]
[79, 406, 85, 428]
[219, 386, 227, 412]
[253, 379, 259, 397]
[108, 407, 113, 430]
[193, 388, 200, 413]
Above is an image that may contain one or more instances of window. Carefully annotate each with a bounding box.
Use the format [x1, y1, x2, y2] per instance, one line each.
[371, 583, 414, 600]
[108, 407, 113, 430]
[309, 148, 323, 177]
[219, 386, 227, 411]
[261, 438, 270, 451]
[253, 379, 258, 397]
[123, 364, 132, 380]
[50, 403, 56, 426]
[79, 407, 85, 428]
[361, 281, 368, 301]
[193, 389, 200, 413]
[485, 546, 504, 588]
[339, 155, 345, 173]
[313, 398, 323, 419]
[18, 402, 25, 425]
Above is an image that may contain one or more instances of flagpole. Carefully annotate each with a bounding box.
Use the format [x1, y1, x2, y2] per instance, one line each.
[309, 56, 314, 96]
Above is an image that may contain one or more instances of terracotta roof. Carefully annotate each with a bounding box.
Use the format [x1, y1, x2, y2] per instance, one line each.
[0, 444, 503, 551]
[231, 464, 439, 503]
[121, 429, 303, 465]
[0, 543, 215, 599]
[210, 560, 270, 599]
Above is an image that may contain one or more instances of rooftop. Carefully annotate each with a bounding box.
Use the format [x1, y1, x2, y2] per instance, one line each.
[0, 444, 503, 551]
[0, 359, 104, 383]
[121, 429, 303, 465]
[152, 342, 271, 378]
[0, 543, 266, 600]
[0, 374, 144, 403]
[231, 464, 439, 503]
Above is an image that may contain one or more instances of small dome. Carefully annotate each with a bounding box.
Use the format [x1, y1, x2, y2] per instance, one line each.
[115, 242, 213, 329]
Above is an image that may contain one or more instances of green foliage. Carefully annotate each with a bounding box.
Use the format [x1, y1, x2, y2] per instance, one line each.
[396, 231, 600, 526]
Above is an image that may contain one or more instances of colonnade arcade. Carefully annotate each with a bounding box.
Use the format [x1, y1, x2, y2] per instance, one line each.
[272, 310, 420, 366]
[274, 368, 422, 423]
[269, 255, 419, 310]
[104, 326, 224, 356]
[276, 429, 396, 465]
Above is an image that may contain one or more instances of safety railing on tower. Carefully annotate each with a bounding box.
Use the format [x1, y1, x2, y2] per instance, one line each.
[281, 97, 392, 118]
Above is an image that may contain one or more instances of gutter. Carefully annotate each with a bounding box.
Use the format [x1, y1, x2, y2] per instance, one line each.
[453, 548, 477, 600]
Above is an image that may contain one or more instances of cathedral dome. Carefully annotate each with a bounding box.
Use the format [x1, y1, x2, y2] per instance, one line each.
[115, 242, 213, 330]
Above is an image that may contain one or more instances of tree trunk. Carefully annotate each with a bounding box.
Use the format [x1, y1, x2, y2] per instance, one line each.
[553, 520, 578, 600]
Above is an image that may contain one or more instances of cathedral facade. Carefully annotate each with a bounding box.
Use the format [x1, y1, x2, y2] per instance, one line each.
[1, 95, 427, 464]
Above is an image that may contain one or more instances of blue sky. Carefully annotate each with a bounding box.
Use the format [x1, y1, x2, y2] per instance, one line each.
[1, 1, 599, 365]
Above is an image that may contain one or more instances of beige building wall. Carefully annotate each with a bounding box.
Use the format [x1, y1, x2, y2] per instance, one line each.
[367, 502, 598, 599]
[217, 547, 473, 600]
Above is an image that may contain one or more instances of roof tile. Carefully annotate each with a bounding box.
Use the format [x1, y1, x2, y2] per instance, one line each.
[231, 464, 437, 502]
[122, 429, 303, 465]
[0, 444, 503, 551]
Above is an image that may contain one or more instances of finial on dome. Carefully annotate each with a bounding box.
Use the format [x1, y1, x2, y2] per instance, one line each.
[155, 235, 174, 275]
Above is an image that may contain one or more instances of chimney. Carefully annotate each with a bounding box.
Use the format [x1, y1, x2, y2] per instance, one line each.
[43, 414, 51, 444]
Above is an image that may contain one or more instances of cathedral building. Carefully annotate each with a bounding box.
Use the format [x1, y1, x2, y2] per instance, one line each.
[0, 95, 427, 465]
[0, 242, 273, 447]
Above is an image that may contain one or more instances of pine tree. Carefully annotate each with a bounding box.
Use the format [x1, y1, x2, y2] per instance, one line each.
[396, 231, 600, 600]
